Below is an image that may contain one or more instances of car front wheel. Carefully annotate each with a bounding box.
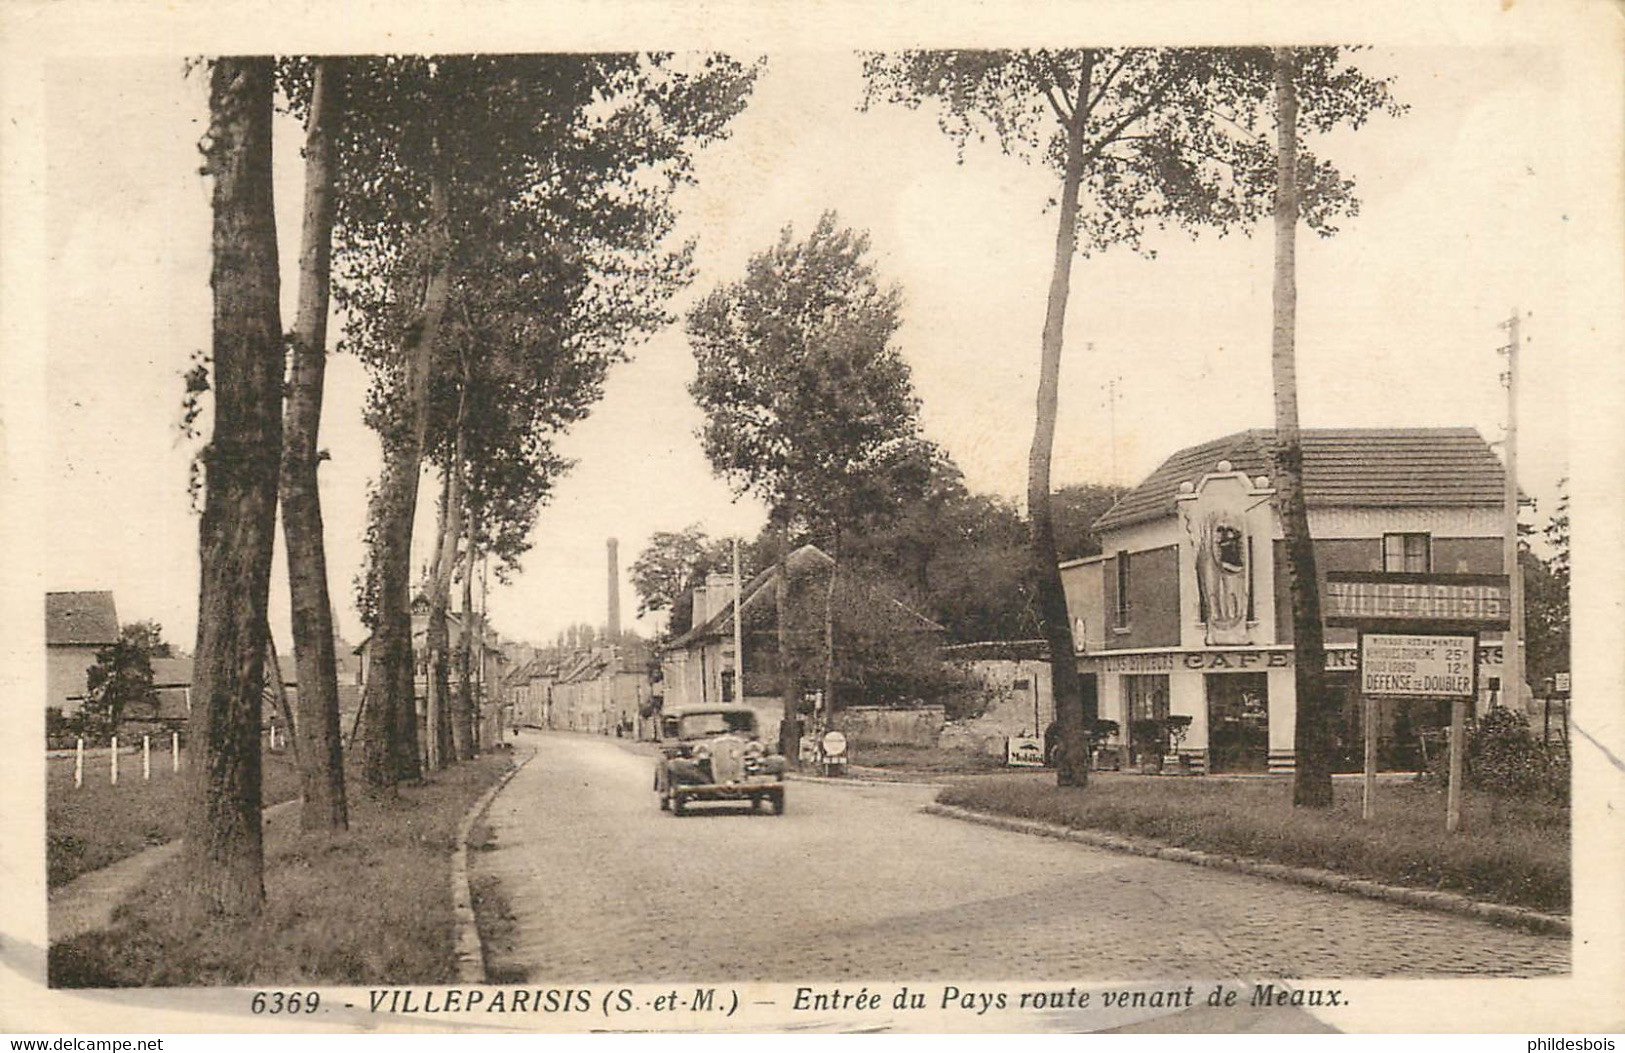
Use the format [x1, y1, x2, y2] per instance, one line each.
[671, 793, 687, 817]
[769, 791, 785, 816]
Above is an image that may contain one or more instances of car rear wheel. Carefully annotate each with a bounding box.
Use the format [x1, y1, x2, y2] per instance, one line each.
[659, 792, 670, 811]
[769, 792, 785, 816]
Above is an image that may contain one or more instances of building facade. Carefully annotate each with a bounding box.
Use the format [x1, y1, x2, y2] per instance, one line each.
[1062, 428, 1511, 774]
[46, 591, 120, 716]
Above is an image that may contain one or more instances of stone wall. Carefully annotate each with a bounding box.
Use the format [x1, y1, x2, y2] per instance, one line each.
[939, 657, 1055, 758]
[831, 705, 945, 747]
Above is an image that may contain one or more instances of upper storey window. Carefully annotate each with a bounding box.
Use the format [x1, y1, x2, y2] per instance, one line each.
[1383, 532, 1432, 573]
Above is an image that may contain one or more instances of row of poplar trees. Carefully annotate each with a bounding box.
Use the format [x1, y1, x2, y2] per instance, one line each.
[188, 55, 757, 916]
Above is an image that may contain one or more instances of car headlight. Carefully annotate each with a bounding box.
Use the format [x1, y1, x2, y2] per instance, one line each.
[693, 744, 711, 761]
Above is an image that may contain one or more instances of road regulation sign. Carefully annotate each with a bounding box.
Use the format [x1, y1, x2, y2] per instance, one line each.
[1358, 632, 1478, 699]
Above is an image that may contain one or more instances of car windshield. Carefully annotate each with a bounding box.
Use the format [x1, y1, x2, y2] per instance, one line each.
[679, 711, 756, 738]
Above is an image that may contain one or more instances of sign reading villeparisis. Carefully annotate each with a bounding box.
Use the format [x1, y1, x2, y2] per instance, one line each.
[1324, 572, 1510, 629]
[1359, 633, 1478, 699]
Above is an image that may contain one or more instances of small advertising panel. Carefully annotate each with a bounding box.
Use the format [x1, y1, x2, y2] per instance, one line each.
[1358, 632, 1478, 699]
[1006, 735, 1044, 767]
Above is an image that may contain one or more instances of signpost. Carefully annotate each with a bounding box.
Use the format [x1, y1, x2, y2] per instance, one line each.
[1327, 572, 1510, 831]
[1357, 632, 1478, 822]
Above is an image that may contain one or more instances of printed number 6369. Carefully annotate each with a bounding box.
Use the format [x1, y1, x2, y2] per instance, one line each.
[251, 991, 320, 1014]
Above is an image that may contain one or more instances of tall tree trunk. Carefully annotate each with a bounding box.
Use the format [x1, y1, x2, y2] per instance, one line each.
[360, 159, 452, 789]
[424, 470, 452, 771]
[1272, 48, 1333, 808]
[280, 57, 348, 831]
[186, 57, 281, 917]
[454, 507, 478, 761]
[822, 526, 839, 727]
[1030, 59, 1094, 788]
[426, 346, 470, 768]
[361, 444, 421, 787]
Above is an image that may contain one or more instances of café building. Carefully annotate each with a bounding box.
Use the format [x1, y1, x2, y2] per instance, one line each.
[1060, 428, 1511, 774]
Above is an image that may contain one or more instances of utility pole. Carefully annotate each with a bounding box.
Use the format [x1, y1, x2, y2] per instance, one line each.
[1497, 310, 1526, 713]
[1107, 374, 1119, 488]
[733, 537, 745, 702]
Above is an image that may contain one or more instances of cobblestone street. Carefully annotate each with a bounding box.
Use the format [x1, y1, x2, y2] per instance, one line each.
[474, 732, 1568, 984]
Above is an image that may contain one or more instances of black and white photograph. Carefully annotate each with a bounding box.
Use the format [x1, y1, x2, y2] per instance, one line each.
[3, 0, 1622, 1039]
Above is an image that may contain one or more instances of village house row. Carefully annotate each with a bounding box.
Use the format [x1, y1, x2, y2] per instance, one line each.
[47, 427, 1520, 776]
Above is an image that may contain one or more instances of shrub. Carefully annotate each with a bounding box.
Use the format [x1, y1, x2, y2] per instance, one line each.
[1428, 706, 1569, 804]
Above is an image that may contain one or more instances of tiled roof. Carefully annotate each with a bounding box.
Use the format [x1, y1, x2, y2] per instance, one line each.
[45, 591, 119, 646]
[150, 657, 194, 686]
[1093, 428, 1505, 533]
[663, 545, 833, 651]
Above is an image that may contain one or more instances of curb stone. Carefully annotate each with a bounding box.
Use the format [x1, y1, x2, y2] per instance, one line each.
[920, 802, 1570, 937]
[452, 748, 537, 984]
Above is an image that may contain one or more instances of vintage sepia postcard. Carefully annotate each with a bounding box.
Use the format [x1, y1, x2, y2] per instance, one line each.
[2, 0, 1622, 1038]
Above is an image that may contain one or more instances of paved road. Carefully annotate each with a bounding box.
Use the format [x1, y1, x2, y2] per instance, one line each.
[474, 731, 1567, 983]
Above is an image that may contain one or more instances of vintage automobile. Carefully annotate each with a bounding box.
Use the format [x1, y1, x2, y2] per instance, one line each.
[654, 704, 787, 816]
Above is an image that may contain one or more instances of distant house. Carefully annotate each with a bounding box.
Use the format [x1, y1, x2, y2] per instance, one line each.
[549, 640, 653, 737]
[504, 653, 558, 729]
[145, 656, 195, 727]
[659, 544, 944, 746]
[352, 598, 507, 746]
[46, 591, 119, 716]
[1061, 427, 1511, 774]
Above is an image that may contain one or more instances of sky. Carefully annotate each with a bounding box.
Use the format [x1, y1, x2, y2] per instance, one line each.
[19, 15, 1617, 658]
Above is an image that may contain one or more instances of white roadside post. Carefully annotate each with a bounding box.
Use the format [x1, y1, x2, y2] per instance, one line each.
[74, 738, 84, 789]
[110, 735, 119, 785]
[143, 735, 151, 781]
[172, 731, 180, 773]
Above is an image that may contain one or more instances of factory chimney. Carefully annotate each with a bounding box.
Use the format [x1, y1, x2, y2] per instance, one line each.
[606, 537, 621, 645]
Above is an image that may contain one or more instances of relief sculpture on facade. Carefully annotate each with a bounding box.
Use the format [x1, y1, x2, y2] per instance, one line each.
[1180, 469, 1260, 647]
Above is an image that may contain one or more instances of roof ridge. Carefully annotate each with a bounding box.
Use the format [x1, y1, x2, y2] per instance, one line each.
[1093, 426, 1499, 534]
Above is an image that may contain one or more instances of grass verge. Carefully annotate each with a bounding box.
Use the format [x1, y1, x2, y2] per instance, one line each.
[47, 751, 303, 889]
[938, 774, 1569, 914]
[49, 752, 514, 987]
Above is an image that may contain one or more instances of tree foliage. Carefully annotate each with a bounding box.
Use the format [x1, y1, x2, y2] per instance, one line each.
[320, 54, 758, 784]
[81, 623, 164, 740]
[632, 525, 718, 619]
[687, 210, 928, 536]
[1523, 479, 1570, 689]
[863, 48, 1400, 251]
[1051, 483, 1129, 562]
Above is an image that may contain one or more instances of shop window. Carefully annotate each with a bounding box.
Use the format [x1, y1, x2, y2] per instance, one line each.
[720, 669, 735, 703]
[1383, 532, 1431, 573]
[1114, 551, 1131, 629]
[1123, 674, 1170, 764]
